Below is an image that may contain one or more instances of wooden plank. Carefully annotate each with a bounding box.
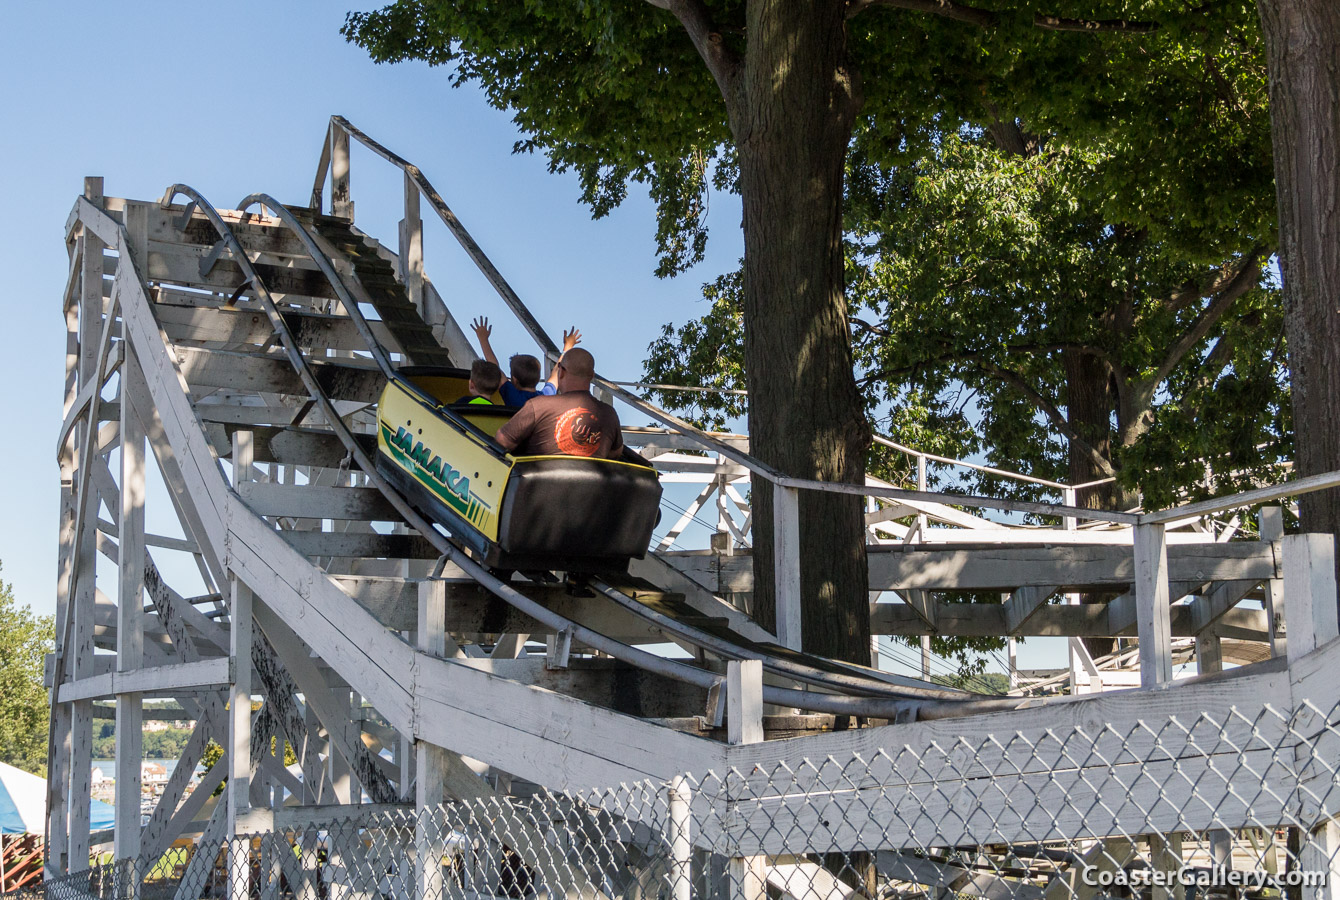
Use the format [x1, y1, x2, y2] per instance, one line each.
[175, 346, 386, 403]
[204, 423, 375, 468]
[279, 529, 439, 559]
[1004, 585, 1059, 634]
[114, 344, 147, 873]
[449, 658, 708, 717]
[631, 554, 778, 644]
[1186, 579, 1261, 633]
[239, 481, 400, 521]
[869, 600, 1270, 640]
[412, 651, 727, 791]
[660, 543, 1278, 595]
[156, 302, 401, 352]
[774, 485, 801, 650]
[58, 658, 232, 702]
[868, 542, 1277, 592]
[145, 240, 343, 300]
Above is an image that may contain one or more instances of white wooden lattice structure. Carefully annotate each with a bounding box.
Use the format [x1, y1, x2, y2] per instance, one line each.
[47, 117, 1340, 897]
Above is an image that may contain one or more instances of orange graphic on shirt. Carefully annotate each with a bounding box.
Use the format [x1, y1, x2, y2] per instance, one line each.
[554, 407, 603, 456]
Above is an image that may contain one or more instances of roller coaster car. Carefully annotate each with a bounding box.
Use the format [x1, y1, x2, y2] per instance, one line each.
[375, 366, 663, 573]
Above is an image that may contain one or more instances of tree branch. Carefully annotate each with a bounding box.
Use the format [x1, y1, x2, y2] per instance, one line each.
[847, 0, 1157, 34]
[851, 327, 1112, 378]
[1152, 249, 1265, 386]
[1032, 15, 1157, 33]
[969, 361, 1118, 478]
[648, 0, 743, 108]
[847, 0, 1000, 27]
[1177, 333, 1237, 416]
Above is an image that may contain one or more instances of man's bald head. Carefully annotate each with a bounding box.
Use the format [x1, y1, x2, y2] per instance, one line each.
[561, 347, 595, 380]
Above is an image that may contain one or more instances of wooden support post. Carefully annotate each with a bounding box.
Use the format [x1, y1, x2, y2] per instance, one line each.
[416, 580, 447, 900]
[227, 575, 253, 900]
[1299, 819, 1340, 900]
[49, 485, 75, 876]
[228, 577, 253, 838]
[727, 660, 763, 746]
[331, 127, 352, 220]
[667, 774, 692, 900]
[773, 484, 801, 651]
[1149, 833, 1185, 900]
[1261, 506, 1287, 657]
[69, 178, 105, 873]
[1135, 523, 1174, 687]
[115, 348, 147, 899]
[1283, 534, 1339, 667]
[1196, 628, 1224, 675]
[726, 661, 766, 900]
[400, 173, 424, 317]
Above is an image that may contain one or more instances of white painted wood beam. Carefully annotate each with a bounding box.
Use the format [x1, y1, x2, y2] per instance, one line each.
[774, 484, 802, 651]
[114, 344, 147, 879]
[227, 576, 254, 838]
[1135, 524, 1174, 687]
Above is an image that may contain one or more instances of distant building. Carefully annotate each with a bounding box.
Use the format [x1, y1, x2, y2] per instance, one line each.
[141, 762, 168, 788]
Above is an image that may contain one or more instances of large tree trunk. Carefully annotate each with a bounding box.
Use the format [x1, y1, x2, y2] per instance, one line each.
[1063, 349, 1121, 660]
[1064, 350, 1116, 511]
[736, 0, 872, 664]
[1258, 0, 1340, 537]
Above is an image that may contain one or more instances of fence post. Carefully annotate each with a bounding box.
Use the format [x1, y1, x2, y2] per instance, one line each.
[1134, 523, 1173, 687]
[227, 575, 254, 900]
[115, 348, 146, 900]
[773, 484, 802, 650]
[1260, 506, 1287, 657]
[1282, 534, 1339, 666]
[727, 662, 766, 900]
[668, 775, 692, 900]
[416, 581, 448, 900]
[1300, 820, 1340, 900]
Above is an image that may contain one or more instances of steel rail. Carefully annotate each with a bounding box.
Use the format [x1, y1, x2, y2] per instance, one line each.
[161, 186, 737, 700]
[588, 580, 976, 701]
[237, 191, 990, 708]
[176, 186, 1013, 720]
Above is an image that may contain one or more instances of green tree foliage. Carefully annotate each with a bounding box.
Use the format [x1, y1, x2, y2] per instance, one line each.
[0, 564, 55, 776]
[344, 0, 1286, 664]
[646, 0, 1285, 511]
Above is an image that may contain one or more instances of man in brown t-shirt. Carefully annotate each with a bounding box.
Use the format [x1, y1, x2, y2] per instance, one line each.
[494, 348, 625, 459]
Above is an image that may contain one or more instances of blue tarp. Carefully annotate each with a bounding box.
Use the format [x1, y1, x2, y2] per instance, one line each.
[0, 761, 114, 834]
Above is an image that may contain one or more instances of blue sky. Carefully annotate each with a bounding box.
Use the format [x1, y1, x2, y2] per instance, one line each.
[0, 1, 744, 619]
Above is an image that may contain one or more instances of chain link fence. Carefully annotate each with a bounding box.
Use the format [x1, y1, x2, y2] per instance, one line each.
[31, 698, 1340, 900]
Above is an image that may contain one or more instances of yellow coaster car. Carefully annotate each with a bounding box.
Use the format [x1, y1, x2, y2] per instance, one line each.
[376, 367, 663, 573]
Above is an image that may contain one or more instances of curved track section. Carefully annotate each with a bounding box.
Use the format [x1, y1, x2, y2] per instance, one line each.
[52, 173, 1026, 848]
